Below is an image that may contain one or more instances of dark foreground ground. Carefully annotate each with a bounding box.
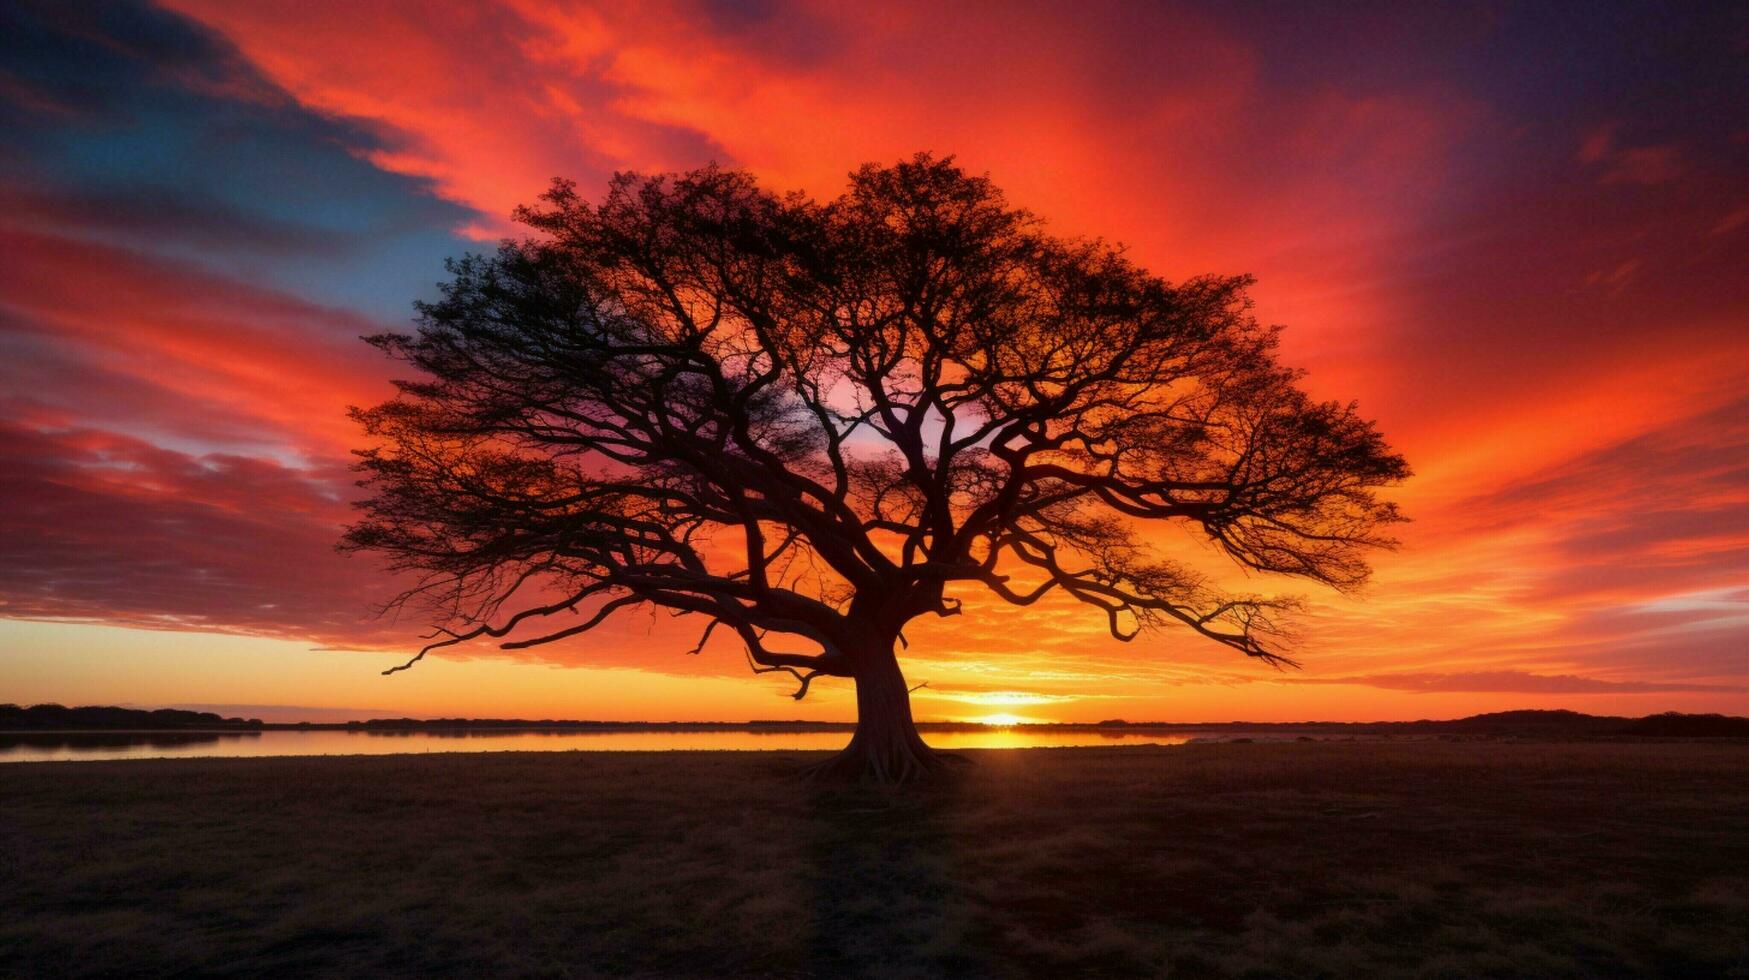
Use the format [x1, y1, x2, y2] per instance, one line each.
[3, 742, 1746, 978]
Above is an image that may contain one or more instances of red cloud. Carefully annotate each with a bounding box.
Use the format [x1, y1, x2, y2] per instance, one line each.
[0, 227, 395, 457]
[0, 421, 392, 643]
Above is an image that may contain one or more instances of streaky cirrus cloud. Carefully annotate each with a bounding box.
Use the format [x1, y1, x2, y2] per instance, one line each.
[0, 421, 384, 641]
[0, 227, 394, 456]
[1294, 671, 1744, 696]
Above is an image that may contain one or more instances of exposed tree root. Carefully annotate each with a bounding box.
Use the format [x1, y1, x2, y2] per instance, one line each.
[804, 730, 970, 784]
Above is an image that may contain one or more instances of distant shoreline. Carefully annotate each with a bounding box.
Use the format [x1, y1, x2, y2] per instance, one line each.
[4, 705, 1748, 738]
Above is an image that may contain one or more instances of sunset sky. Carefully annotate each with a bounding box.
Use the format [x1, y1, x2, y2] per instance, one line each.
[1, 0, 1744, 724]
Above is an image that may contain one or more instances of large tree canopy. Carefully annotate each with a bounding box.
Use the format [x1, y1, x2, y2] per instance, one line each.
[345, 154, 1408, 781]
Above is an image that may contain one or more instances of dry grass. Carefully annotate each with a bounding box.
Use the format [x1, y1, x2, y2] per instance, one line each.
[3, 741, 1746, 977]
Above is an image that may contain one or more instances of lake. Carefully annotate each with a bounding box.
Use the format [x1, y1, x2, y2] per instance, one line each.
[0, 727, 1231, 763]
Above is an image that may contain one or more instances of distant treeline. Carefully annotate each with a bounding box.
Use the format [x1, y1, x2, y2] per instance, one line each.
[1093, 709, 1749, 738]
[0, 704, 265, 730]
[4, 704, 1745, 737]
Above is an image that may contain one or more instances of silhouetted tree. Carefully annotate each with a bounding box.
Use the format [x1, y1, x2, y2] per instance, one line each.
[345, 155, 1408, 782]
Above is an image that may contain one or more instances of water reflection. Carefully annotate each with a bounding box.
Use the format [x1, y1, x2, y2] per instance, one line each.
[1, 731, 261, 759]
[0, 727, 1201, 763]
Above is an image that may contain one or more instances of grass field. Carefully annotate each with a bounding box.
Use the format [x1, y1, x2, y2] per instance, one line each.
[3, 741, 1746, 977]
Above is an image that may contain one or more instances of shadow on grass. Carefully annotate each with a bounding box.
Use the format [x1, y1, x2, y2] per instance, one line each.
[801, 771, 981, 976]
[5, 744, 1746, 977]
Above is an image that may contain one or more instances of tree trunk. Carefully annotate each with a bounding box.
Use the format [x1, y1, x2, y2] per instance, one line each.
[806, 640, 952, 784]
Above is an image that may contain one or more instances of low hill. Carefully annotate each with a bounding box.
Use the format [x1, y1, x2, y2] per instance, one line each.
[1615, 712, 1749, 737]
